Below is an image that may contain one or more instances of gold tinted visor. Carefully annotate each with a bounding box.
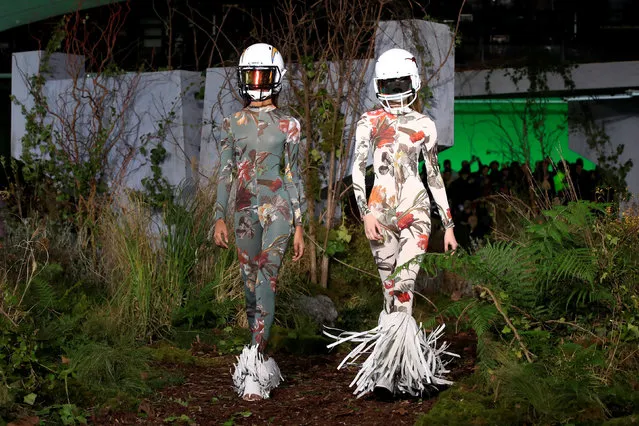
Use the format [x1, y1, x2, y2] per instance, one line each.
[240, 67, 276, 88]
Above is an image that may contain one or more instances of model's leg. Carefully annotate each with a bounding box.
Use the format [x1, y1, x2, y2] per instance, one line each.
[253, 214, 292, 351]
[233, 209, 287, 402]
[369, 229, 400, 314]
[324, 214, 454, 398]
[234, 210, 263, 333]
[392, 214, 431, 316]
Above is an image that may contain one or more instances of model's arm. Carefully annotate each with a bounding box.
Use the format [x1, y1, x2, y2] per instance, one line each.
[283, 118, 306, 227]
[214, 117, 235, 222]
[352, 114, 373, 219]
[421, 119, 454, 229]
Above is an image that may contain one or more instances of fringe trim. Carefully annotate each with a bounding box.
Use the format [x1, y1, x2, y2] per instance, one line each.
[324, 311, 459, 398]
[231, 344, 283, 399]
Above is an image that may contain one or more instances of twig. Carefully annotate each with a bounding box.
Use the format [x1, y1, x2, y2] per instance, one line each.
[618, 348, 639, 366]
[304, 232, 379, 279]
[455, 299, 475, 334]
[605, 317, 622, 379]
[0, 306, 19, 328]
[545, 319, 607, 344]
[426, 0, 467, 85]
[412, 290, 439, 313]
[478, 285, 534, 363]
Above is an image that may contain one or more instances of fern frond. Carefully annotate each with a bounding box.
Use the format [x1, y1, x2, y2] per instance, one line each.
[469, 241, 535, 290]
[546, 247, 597, 285]
[565, 286, 614, 311]
[31, 276, 57, 309]
[467, 302, 499, 338]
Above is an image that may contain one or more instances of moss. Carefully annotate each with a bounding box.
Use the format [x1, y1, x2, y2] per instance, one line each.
[269, 325, 332, 355]
[602, 415, 639, 425]
[100, 392, 142, 413]
[194, 357, 228, 368]
[416, 381, 525, 426]
[146, 343, 195, 365]
[144, 369, 185, 390]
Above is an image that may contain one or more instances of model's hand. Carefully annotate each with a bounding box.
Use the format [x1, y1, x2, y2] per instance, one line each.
[444, 227, 458, 252]
[214, 219, 229, 249]
[293, 225, 305, 261]
[363, 214, 384, 241]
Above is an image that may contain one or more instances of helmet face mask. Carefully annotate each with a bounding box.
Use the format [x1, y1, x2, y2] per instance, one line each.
[375, 76, 413, 99]
[237, 43, 286, 103]
[373, 48, 422, 113]
[238, 66, 282, 101]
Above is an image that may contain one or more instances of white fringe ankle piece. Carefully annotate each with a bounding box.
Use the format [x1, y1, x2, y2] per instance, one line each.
[324, 311, 459, 398]
[232, 344, 283, 399]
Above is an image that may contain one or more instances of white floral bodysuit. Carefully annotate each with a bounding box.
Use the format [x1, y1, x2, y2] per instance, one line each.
[352, 107, 454, 314]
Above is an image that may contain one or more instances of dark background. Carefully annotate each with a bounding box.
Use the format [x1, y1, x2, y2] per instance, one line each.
[0, 0, 637, 74]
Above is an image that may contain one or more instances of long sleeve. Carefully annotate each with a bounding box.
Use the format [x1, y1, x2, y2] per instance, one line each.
[421, 120, 454, 229]
[214, 117, 235, 221]
[352, 114, 373, 219]
[283, 118, 306, 227]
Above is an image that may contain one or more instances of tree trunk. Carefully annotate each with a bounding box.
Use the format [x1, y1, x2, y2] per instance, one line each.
[308, 198, 318, 285]
[320, 255, 330, 289]
[320, 146, 337, 289]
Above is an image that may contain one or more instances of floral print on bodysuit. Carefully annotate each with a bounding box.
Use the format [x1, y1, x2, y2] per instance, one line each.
[351, 107, 454, 314]
[214, 106, 306, 226]
[213, 104, 306, 350]
[352, 108, 453, 230]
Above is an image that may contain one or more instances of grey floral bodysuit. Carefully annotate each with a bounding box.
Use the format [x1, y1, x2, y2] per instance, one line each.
[215, 104, 305, 350]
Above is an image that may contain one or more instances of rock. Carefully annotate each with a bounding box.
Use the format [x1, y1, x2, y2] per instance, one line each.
[293, 294, 338, 327]
[415, 268, 473, 297]
[415, 268, 444, 295]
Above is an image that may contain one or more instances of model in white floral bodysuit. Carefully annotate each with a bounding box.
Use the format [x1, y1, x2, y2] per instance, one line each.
[353, 106, 454, 315]
[326, 48, 459, 398]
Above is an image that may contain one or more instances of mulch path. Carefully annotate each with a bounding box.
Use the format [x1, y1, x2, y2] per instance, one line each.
[92, 332, 476, 426]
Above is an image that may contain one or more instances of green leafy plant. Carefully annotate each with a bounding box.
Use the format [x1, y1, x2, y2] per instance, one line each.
[164, 414, 195, 424]
[415, 200, 639, 424]
[10, 10, 139, 235]
[140, 110, 177, 209]
[37, 403, 88, 425]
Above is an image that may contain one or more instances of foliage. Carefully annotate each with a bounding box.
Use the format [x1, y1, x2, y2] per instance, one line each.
[173, 246, 242, 330]
[324, 223, 352, 257]
[0, 216, 153, 423]
[65, 340, 151, 397]
[140, 111, 177, 209]
[415, 377, 525, 425]
[100, 183, 223, 340]
[326, 236, 380, 330]
[7, 4, 181, 244]
[10, 10, 139, 232]
[416, 200, 639, 424]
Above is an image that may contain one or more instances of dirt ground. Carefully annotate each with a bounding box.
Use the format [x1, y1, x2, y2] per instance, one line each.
[92, 332, 476, 426]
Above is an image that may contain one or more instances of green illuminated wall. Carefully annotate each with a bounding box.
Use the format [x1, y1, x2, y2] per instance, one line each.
[439, 98, 595, 172]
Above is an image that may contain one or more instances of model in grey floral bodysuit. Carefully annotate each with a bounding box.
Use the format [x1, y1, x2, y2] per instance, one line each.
[215, 105, 305, 350]
[213, 43, 305, 402]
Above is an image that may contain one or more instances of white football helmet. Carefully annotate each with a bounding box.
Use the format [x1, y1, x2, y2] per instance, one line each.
[373, 48, 421, 113]
[238, 43, 287, 102]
